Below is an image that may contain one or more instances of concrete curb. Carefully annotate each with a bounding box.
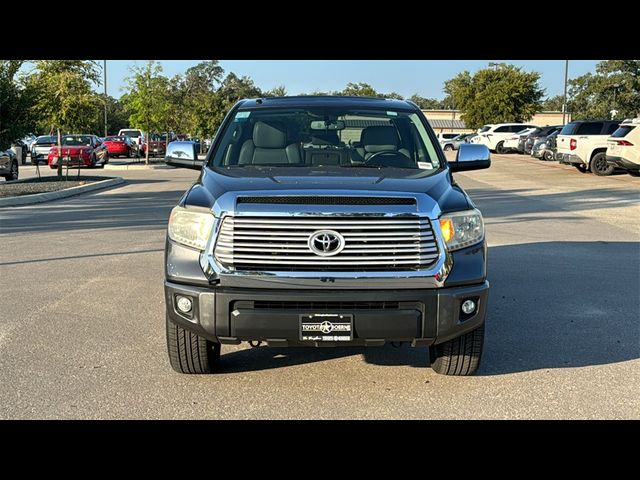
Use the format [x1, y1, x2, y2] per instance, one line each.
[0, 177, 125, 207]
[103, 163, 174, 170]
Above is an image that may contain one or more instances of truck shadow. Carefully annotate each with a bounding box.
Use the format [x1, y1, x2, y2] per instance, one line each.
[217, 241, 639, 375]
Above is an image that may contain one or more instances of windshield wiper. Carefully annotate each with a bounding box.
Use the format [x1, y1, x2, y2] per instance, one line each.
[339, 163, 389, 168]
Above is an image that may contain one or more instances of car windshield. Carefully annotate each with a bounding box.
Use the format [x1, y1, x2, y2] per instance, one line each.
[121, 130, 141, 137]
[478, 125, 491, 133]
[210, 107, 442, 172]
[105, 136, 125, 142]
[36, 136, 56, 144]
[61, 135, 92, 146]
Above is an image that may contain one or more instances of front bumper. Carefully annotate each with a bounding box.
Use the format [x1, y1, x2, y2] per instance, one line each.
[48, 155, 91, 167]
[165, 280, 489, 347]
[606, 155, 639, 172]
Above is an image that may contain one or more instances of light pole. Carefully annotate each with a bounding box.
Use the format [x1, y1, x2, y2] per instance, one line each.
[562, 60, 569, 125]
[103, 60, 108, 137]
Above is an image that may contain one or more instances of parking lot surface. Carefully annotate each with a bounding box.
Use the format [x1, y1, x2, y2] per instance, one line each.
[0, 154, 638, 419]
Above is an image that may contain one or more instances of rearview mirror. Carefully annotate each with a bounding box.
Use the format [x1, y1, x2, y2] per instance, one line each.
[448, 144, 491, 172]
[165, 141, 203, 170]
[310, 120, 345, 130]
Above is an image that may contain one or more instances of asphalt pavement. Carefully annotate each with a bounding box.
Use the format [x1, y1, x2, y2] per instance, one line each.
[0, 154, 638, 419]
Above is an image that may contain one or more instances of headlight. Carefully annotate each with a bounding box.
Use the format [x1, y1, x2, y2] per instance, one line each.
[439, 209, 484, 251]
[168, 206, 215, 251]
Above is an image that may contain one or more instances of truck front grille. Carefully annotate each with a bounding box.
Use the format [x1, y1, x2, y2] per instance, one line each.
[214, 216, 439, 272]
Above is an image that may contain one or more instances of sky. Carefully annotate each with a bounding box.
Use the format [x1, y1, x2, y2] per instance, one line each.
[104, 60, 600, 100]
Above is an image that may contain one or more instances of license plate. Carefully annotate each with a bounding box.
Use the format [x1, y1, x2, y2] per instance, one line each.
[300, 314, 353, 341]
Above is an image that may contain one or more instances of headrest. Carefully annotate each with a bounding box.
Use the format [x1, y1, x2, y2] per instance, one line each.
[253, 121, 286, 148]
[361, 126, 399, 153]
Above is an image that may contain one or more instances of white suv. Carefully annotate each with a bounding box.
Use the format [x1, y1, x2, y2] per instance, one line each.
[474, 123, 538, 153]
[436, 133, 460, 151]
[606, 118, 640, 176]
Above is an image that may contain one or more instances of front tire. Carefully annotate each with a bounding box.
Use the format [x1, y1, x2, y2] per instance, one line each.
[430, 324, 485, 376]
[590, 152, 614, 176]
[444, 144, 453, 151]
[166, 315, 221, 374]
[543, 150, 554, 161]
[3, 161, 18, 181]
[495, 141, 506, 154]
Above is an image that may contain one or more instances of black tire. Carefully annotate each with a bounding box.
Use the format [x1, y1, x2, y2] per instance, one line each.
[430, 323, 485, 376]
[543, 150, 554, 161]
[89, 154, 96, 169]
[166, 315, 221, 374]
[495, 141, 506, 154]
[3, 161, 18, 181]
[444, 144, 453, 151]
[590, 152, 614, 176]
[575, 164, 588, 173]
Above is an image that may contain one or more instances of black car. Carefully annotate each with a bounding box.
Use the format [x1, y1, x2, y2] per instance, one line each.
[524, 125, 563, 155]
[1, 148, 19, 180]
[163, 96, 491, 376]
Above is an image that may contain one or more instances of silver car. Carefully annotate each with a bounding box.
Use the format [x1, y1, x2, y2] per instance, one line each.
[31, 135, 57, 165]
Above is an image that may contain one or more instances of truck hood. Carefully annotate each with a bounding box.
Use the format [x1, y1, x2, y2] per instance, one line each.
[183, 166, 472, 214]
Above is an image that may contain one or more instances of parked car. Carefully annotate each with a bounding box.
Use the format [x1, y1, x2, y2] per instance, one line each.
[22, 134, 38, 150]
[556, 120, 620, 175]
[103, 135, 136, 157]
[141, 133, 167, 157]
[48, 134, 109, 169]
[474, 123, 538, 153]
[163, 96, 491, 376]
[118, 128, 145, 149]
[31, 135, 57, 165]
[0, 148, 18, 181]
[606, 118, 640, 176]
[523, 125, 563, 155]
[10, 139, 29, 165]
[436, 132, 460, 151]
[502, 127, 538, 153]
[531, 130, 560, 161]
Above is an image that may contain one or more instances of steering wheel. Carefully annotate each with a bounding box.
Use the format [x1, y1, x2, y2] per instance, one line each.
[364, 150, 414, 168]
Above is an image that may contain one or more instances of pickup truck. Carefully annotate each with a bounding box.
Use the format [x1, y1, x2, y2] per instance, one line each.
[163, 96, 491, 376]
[556, 120, 620, 175]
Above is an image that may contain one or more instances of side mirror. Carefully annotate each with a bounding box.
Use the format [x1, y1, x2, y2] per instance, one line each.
[165, 141, 203, 170]
[448, 144, 491, 172]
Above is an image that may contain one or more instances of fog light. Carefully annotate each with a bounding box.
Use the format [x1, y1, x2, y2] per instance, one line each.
[176, 295, 193, 314]
[461, 299, 476, 315]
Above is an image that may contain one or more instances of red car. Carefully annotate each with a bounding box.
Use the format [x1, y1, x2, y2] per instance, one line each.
[103, 135, 136, 157]
[48, 134, 109, 169]
[140, 134, 167, 157]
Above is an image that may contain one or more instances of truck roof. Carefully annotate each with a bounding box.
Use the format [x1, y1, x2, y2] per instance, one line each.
[236, 96, 418, 111]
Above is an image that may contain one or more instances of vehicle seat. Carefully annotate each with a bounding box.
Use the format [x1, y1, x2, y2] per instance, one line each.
[361, 125, 410, 160]
[238, 121, 301, 165]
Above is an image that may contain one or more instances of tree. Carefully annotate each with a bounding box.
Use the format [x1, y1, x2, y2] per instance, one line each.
[208, 73, 263, 133]
[444, 64, 544, 130]
[122, 61, 171, 164]
[409, 94, 444, 110]
[384, 91, 404, 100]
[341, 82, 381, 97]
[568, 60, 640, 120]
[0, 60, 37, 152]
[28, 60, 101, 177]
[266, 85, 287, 97]
[541, 95, 565, 112]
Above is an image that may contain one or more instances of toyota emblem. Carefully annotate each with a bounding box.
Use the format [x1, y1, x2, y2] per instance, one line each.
[308, 230, 345, 257]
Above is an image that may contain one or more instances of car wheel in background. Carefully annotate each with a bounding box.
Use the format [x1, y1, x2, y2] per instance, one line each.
[575, 164, 588, 173]
[444, 144, 453, 151]
[89, 154, 96, 169]
[3, 161, 19, 181]
[543, 150, 554, 161]
[430, 323, 485, 376]
[590, 152, 614, 176]
[495, 141, 506, 154]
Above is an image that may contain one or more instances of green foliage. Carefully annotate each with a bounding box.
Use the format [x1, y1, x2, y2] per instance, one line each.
[0, 60, 36, 150]
[568, 60, 640, 120]
[444, 64, 544, 129]
[340, 82, 382, 97]
[122, 61, 170, 136]
[208, 73, 263, 133]
[409, 94, 445, 109]
[266, 85, 287, 97]
[541, 95, 565, 111]
[28, 60, 101, 135]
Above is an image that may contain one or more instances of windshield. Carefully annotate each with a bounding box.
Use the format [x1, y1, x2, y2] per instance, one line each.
[61, 135, 92, 146]
[36, 136, 56, 145]
[210, 107, 442, 172]
[120, 130, 141, 137]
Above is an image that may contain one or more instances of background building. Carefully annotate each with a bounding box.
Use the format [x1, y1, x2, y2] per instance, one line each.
[423, 110, 571, 134]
